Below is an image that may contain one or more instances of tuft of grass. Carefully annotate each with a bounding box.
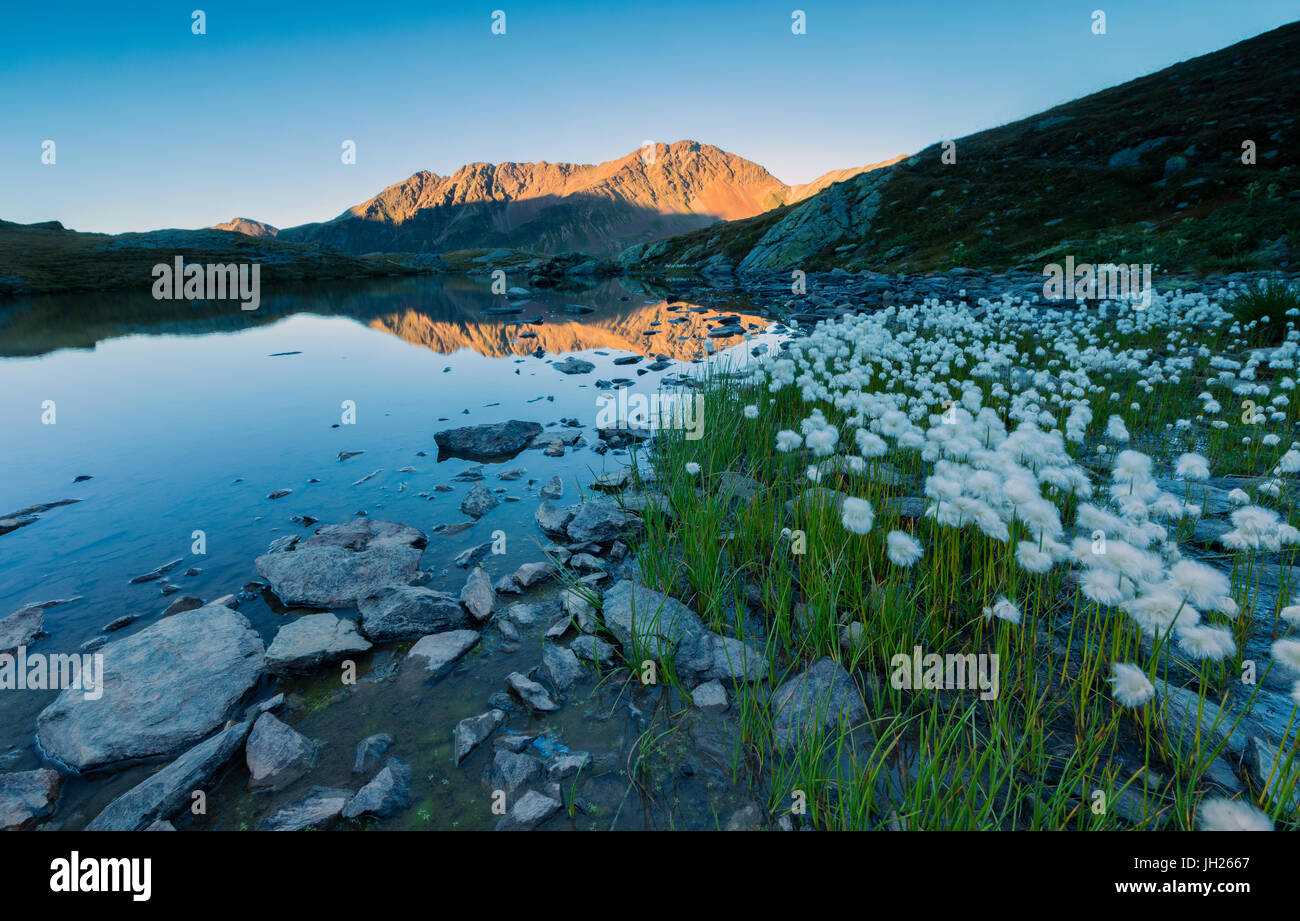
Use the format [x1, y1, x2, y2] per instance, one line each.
[1228, 278, 1300, 346]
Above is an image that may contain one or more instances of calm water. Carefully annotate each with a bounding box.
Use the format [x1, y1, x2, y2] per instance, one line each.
[0, 273, 779, 829]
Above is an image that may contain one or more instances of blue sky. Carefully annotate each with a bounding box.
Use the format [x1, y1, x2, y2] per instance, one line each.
[2, 0, 1295, 234]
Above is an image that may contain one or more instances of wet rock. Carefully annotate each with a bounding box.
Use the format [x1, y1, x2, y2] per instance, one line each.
[536, 501, 576, 537]
[562, 588, 597, 631]
[435, 420, 543, 459]
[513, 561, 556, 589]
[592, 469, 631, 491]
[482, 749, 542, 796]
[497, 466, 526, 481]
[461, 483, 500, 519]
[0, 605, 46, 654]
[36, 605, 265, 772]
[267, 488, 292, 500]
[255, 519, 427, 607]
[494, 575, 522, 595]
[460, 566, 496, 621]
[455, 709, 505, 763]
[1156, 680, 1248, 757]
[546, 751, 591, 782]
[724, 804, 766, 831]
[358, 586, 471, 642]
[541, 644, 582, 691]
[505, 602, 539, 625]
[266, 612, 372, 676]
[570, 635, 618, 668]
[129, 557, 184, 584]
[343, 757, 412, 819]
[0, 768, 62, 830]
[569, 553, 604, 573]
[506, 672, 560, 711]
[540, 476, 564, 500]
[553, 358, 595, 375]
[690, 679, 728, 711]
[770, 657, 868, 748]
[566, 497, 643, 544]
[601, 580, 766, 684]
[455, 542, 493, 568]
[352, 733, 393, 774]
[86, 720, 251, 831]
[246, 712, 319, 791]
[406, 630, 480, 677]
[496, 789, 561, 830]
[1245, 736, 1298, 812]
[260, 786, 354, 831]
[161, 595, 204, 617]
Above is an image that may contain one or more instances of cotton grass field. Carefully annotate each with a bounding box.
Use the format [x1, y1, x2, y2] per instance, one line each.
[617, 279, 1300, 831]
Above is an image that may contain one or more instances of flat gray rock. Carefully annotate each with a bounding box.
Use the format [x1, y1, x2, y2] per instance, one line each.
[255, 519, 427, 607]
[0, 605, 44, 655]
[405, 630, 480, 677]
[512, 560, 556, 590]
[435, 420, 543, 459]
[566, 497, 643, 544]
[343, 757, 411, 819]
[496, 789, 561, 830]
[246, 712, 319, 791]
[541, 644, 582, 692]
[266, 612, 371, 676]
[353, 733, 393, 774]
[358, 586, 471, 641]
[36, 605, 265, 772]
[86, 720, 251, 831]
[460, 566, 496, 621]
[482, 749, 542, 796]
[455, 709, 505, 763]
[535, 501, 576, 537]
[506, 672, 559, 711]
[260, 785, 355, 831]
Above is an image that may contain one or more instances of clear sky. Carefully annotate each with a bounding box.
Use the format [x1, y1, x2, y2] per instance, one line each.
[2, 0, 1295, 234]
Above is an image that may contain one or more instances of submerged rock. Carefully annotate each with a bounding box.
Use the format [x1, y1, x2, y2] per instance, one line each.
[36, 605, 265, 772]
[245, 712, 319, 791]
[460, 566, 496, 621]
[455, 709, 505, 763]
[358, 586, 471, 641]
[405, 630, 480, 677]
[0, 605, 45, 654]
[265, 612, 371, 676]
[255, 519, 427, 607]
[260, 786, 355, 831]
[86, 720, 251, 831]
[461, 483, 500, 519]
[483, 749, 543, 796]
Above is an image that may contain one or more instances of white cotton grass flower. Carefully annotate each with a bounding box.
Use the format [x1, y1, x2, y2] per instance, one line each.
[742, 404, 758, 419]
[775, 430, 802, 452]
[1196, 797, 1273, 831]
[982, 596, 1021, 625]
[1105, 415, 1130, 443]
[684, 462, 701, 476]
[1280, 604, 1300, 627]
[885, 530, 923, 567]
[1108, 662, 1155, 708]
[1174, 452, 1210, 480]
[1175, 624, 1237, 661]
[840, 497, 874, 535]
[1271, 638, 1300, 674]
[1168, 559, 1230, 609]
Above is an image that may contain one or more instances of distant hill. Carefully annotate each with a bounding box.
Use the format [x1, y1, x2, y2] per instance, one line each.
[242, 141, 887, 256]
[211, 217, 279, 238]
[622, 22, 1300, 276]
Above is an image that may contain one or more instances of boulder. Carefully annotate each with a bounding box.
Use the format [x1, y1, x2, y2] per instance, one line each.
[535, 501, 576, 537]
[455, 709, 505, 763]
[0, 768, 62, 830]
[352, 733, 393, 774]
[460, 566, 496, 621]
[255, 519, 427, 607]
[358, 586, 471, 642]
[36, 605, 264, 772]
[435, 420, 543, 459]
[246, 712, 318, 791]
[460, 484, 500, 519]
[496, 790, 561, 830]
[343, 757, 411, 819]
[566, 497, 643, 544]
[770, 657, 868, 748]
[405, 630, 480, 677]
[265, 613, 371, 676]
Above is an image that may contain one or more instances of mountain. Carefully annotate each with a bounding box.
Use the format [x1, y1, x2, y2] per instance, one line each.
[211, 217, 279, 238]
[258, 141, 884, 256]
[623, 22, 1300, 276]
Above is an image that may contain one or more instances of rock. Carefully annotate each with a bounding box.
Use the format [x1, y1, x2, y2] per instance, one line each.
[454, 542, 493, 568]
[482, 750, 542, 796]
[36, 605, 265, 772]
[506, 672, 560, 711]
[245, 693, 284, 720]
[839, 622, 866, 652]
[569, 553, 604, 573]
[1245, 736, 1298, 812]
[690, 680, 728, 711]
[1156, 680, 1248, 758]
[505, 602, 539, 625]
[770, 657, 868, 748]
[535, 501, 576, 537]
[540, 476, 564, 500]
[145, 819, 175, 831]
[461, 483, 500, 519]
[267, 488, 292, 500]
[406, 630, 480, 677]
[85, 720, 251, 831]
[784, 487, 848, 517]
[0, 768, 62, 830]
[0, 605, 45, 654]
[592, 469, 631, 491]
[715, 472, 761, 507]
[352, 733, 393, 774]
[601, 580, 766, 684]
[266, 613, 372, 676]
[255, 519, 427, 607]
[505, 286, 532, 299]
[129, 557, 183, 584]
[724, 804, 765, 831]
[497, 466, 526, 481]
[541, 644, 582, 692]
[566, 497, 643, 544]
[343, 758, 412, 819]
[545, 751, 591, 782]
[161, 596, 204, 617]
[435, 420, 544, 459]
[455, 709, 505, 763]
[246, 712, 318, 791]
[460, 566, 496, 621]
[358, 586, 471, 642]
[553, 358, 595, 375]
[260, 786, 354, 831]
[570, 635, 618, 668]
[513, 561, 556, 589]
[496, 789, 561, 830]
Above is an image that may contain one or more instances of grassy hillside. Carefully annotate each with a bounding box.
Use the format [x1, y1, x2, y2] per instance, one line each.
[624, 21, 1300, 276]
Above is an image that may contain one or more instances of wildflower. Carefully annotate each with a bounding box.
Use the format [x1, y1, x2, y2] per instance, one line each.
[1271, 638, 1300, 674]
[885, 530, 923, 567]
[983, 596, 1021, 625]
[1196, 798, 1273, 832]
[1176, 624, 1236, 661]
[1108, 662, 1155, 707]
[840, 497, 874, 535]
[742, 405, 758, 419]
[1174, 453, 1210, 480]
[775, 430, 802, 452]
[1168, 560, 1230, 609]
[685, 462, 701, 476]
[1280, 604, 1300, 626]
